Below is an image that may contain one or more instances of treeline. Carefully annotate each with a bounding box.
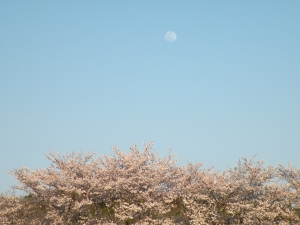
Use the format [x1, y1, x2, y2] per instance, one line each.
[1, 142, 300, 224]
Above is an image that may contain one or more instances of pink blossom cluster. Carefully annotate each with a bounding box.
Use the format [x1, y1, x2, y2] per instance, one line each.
[1, 142, 300, 224]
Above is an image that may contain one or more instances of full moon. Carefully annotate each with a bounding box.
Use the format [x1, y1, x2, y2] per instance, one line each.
[164, 31, 177, 42]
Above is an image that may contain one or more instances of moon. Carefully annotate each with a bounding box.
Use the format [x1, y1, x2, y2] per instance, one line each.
[164, 31, 177, 42]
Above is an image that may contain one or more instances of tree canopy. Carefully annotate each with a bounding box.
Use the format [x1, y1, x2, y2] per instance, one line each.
[1, 142, 300, 224]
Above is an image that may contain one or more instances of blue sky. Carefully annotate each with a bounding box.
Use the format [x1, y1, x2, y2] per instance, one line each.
[1, 1, 299, 192]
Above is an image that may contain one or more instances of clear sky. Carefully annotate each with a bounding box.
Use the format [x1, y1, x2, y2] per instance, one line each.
[1, 1, 300, 192]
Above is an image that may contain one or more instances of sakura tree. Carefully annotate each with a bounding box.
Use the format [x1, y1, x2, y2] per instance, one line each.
[180, 158, 300, 224]
[1, 142, 300, 224]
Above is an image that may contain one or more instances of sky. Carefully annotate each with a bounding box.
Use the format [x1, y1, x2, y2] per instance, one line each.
[1, 1, 300, 192]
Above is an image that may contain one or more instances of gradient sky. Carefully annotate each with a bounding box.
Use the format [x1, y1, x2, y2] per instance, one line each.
[1, 1, 300, 192]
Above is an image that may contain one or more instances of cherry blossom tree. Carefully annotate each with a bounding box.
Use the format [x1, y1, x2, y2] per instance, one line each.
[1, 142, 300, 224]
[2, 143, 186, 224]
[180, 158, 300, 224]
